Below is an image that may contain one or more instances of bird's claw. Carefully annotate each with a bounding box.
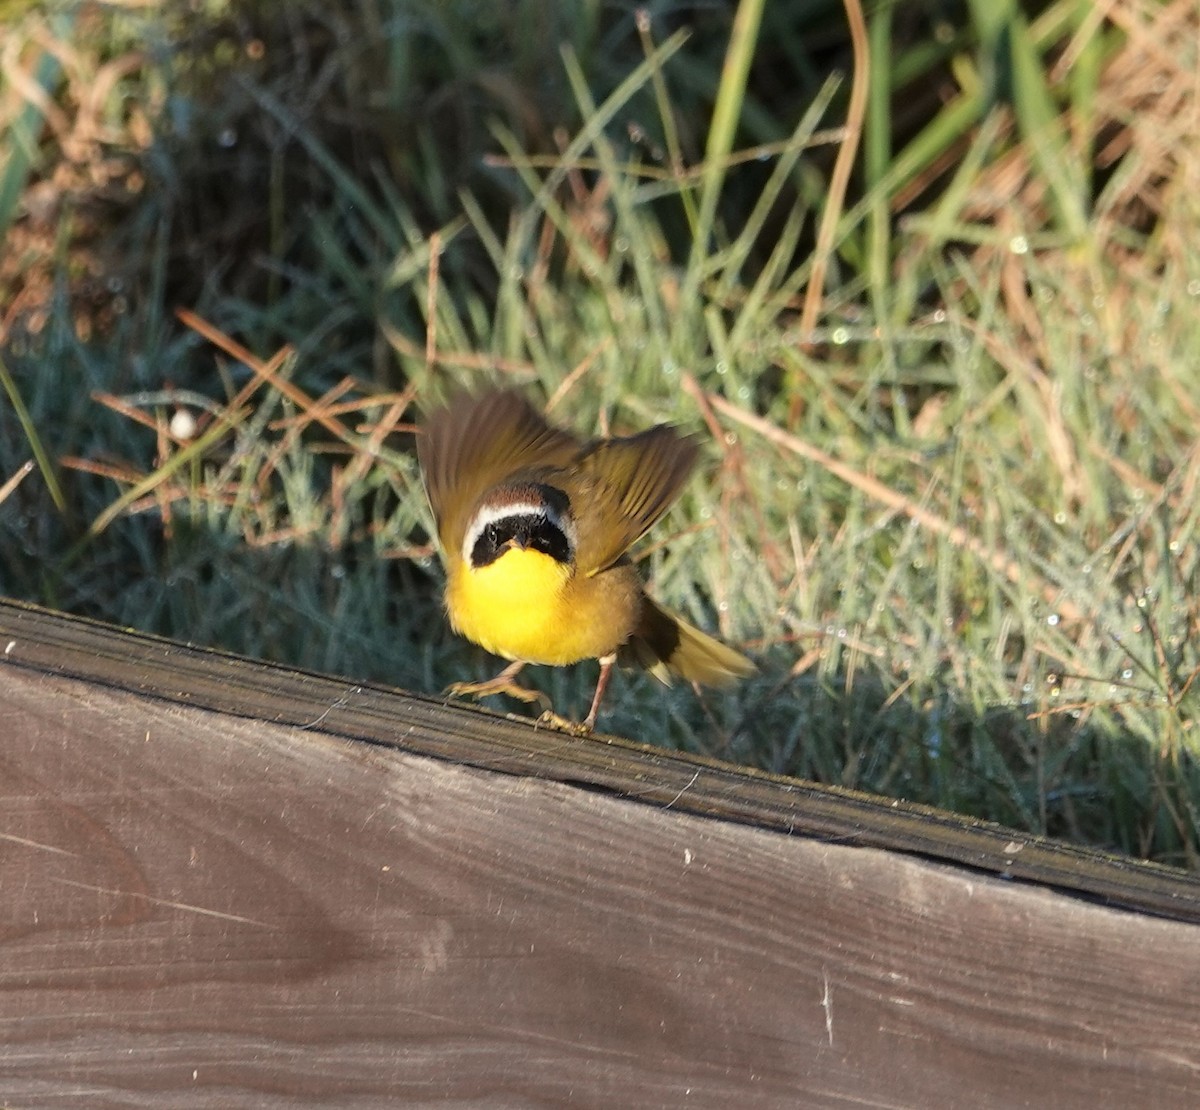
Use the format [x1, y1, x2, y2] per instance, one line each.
[536, 710, 593, 735]
[445, 678, 551, 711]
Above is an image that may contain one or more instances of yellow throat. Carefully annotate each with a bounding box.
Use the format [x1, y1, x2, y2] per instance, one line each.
[447, 546, 575, 665]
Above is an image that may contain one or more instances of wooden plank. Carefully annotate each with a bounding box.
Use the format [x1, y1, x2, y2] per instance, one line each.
[0, 599, 1199, 1106]
[0, 598, 1196, 922]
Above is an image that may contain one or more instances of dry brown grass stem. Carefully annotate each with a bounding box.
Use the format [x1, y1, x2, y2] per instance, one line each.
[695, 378, 1084, 622]
[0, 460, 34, 506]
[176, 309, 356, 443]
[382, 323, 535, 378]
[791, 0, 869, 428]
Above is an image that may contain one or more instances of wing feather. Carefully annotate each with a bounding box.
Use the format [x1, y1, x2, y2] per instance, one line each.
[572, 426, 699, 574]
[418, 389, 580, 557]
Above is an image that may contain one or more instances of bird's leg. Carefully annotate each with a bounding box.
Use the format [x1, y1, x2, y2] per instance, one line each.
[536, 654, 616, 735]
[583, 653, 616, 731]
[446, 660, 550, 711]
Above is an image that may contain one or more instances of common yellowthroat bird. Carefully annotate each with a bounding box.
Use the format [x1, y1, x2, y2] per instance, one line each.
[418, 388, 754, 730]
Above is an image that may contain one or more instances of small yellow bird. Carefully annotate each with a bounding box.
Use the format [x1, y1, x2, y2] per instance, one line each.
[417, 387, 753, 730]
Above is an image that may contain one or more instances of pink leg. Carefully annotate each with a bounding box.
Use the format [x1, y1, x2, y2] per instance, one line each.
[583, 654, 616, 731]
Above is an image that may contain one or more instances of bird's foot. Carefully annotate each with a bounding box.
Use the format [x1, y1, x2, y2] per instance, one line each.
[536, 709, 592, 735]
[445, 675, 551, 712]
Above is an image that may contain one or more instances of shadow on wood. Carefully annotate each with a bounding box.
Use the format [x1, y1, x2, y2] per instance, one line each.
[1, 597, 1199, 1107]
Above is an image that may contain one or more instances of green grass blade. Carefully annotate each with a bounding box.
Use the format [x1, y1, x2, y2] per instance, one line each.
[0, 355, 65, 512]
[683, 0, 766, 316]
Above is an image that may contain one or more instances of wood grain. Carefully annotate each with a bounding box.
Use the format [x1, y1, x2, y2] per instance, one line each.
[1, 599, 1195, 923]
[1, 599, 1199, 1106]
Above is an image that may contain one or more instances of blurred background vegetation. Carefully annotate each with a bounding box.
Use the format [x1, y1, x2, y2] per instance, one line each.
[2, 0, 1199, 865]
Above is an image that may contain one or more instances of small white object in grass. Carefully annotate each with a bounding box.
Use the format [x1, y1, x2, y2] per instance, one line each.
[169, 408, 198, 441]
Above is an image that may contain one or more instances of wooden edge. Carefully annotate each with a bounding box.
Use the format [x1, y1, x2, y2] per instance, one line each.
[2, 596, 1198, 923]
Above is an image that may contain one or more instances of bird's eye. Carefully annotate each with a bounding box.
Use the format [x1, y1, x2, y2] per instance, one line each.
[486, 523, 500, 545]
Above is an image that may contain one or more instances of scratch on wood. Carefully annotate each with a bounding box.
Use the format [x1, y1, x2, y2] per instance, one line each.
[1151, 1050, 1200, 1074]
[821, 969, 834, 1047]
[297, 686, 362, 730]
[664, 771, 701, 811]
[0, 831, 77, 857]
[48, 877, 275, 928]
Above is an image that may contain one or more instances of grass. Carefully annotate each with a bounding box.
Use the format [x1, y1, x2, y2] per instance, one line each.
[2, 0, 1200, 866]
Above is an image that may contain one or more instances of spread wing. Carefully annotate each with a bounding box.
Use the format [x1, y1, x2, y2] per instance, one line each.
[571, 425, 700, 575]
[418, 389, 580, 557]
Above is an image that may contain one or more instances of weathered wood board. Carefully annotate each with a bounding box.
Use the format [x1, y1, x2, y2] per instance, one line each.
[1, 598, 1199, 1107]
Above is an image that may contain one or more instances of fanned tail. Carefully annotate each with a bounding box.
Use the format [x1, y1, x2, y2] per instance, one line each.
[623, 597, 755, 687]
